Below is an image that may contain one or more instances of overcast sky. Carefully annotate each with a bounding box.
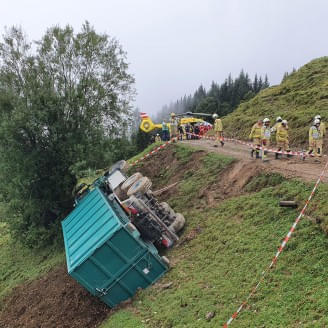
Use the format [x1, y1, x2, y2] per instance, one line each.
[2, 0, 328, 115]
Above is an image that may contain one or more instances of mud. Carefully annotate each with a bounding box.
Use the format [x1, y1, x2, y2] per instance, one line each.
[135, 146, 206, 201]
[2, 140, 327, 328]
[183, 139, 328, 183]
[0, 265, 111, 328]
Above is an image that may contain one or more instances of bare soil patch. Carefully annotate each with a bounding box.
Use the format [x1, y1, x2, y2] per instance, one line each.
[0, 265, 111, 328]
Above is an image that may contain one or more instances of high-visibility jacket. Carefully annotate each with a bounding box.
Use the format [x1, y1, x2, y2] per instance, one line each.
[276, 125, 288, 142]
[320, 121, 326, 137]
[162, 122, 169, 131]
[262, 126, 271, 140]
[249, 123, 262, 139]
[309, 126, 322, 143]
[214, 118, 223, 132]
[271, 122, 282, 133]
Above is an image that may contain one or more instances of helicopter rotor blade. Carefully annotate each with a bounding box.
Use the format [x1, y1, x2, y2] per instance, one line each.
[188, 112, 213, 117]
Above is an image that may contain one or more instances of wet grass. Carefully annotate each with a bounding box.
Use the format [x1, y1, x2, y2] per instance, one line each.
[101, 146, 328, 328]
[223, 56, 328, 149]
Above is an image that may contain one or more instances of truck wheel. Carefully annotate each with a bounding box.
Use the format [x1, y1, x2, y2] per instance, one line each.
[121, 172, 143, 191]
[160, 202, 175, 219]
[169, 213, 185, 233]
[127, 177, 152, 196]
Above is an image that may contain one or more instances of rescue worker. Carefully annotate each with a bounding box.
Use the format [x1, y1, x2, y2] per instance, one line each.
[162, 121, 169, 141]
[249, 119, 263, 158]
[261, 118, 271, 160]
[155, 133, 162, 143]
[275, 119, 291, 159]
[314, 115, 326, 138]
[271, 116, 283, 142]
[170, 113, 178, 139]
[213, 113, 224, 147]
[178, 124, 184, 141]
[308, 118, 323, 157]
[194, 124, 200, 139]
[185, 123, 191, 140]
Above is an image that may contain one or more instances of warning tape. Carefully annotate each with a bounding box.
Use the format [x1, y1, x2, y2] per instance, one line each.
[223, 158, 328, 327]
[186, 132, 325, 158]
[129, 137, 178, 166]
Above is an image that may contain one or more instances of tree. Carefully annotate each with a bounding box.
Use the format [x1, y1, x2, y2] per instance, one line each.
[0, 23, 135, 247]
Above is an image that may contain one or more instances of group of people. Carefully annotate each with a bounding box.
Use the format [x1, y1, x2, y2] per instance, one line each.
[153, 112, 326, 161]
[157, 113, 209, 142]
[249, 115, 326, 160]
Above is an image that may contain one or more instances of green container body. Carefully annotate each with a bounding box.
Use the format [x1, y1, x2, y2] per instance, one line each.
[61, 187, 168, 307]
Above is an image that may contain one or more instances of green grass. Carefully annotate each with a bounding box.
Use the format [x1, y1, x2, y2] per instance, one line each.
[222, 56, 328, 147]
[101, 310, 146, 328]
[0, 222, 64, 308]
[128, 142, 165, 164]
[101, 148, 328, 328]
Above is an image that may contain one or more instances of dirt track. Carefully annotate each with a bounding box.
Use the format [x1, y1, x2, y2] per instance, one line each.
[1, 141, 327, 328]
[182, 139, 328, 183]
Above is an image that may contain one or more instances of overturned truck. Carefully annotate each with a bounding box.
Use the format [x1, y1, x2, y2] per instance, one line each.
[61, 161, 185, 307]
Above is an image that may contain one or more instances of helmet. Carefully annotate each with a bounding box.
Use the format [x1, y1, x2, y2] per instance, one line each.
[314, 115, 321, 120]
[314, 119, 320, 125]
[156, 133, 159, 136]
[276, 116, 282, 122]
[171, 112, 176, 117]
[212, 113, 218, 119]
[263, 118, 270, 123]
[282, 119, 288, 125]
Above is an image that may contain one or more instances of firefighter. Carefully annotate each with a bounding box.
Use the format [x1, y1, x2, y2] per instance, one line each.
[261, 118, 271, 160]
[185, 123, 191, 140]
[162, 121, 170, 141]
[308, 119, 323, 157]
[271, 116, 283, 143]
[249, 119, 263, 158]
[178, 124, 184, 141]
[314, 115, 326, 138]
[213, 113, 224, 147]
[275, 119, 291, 159]
[170, 113, 178, 139]
[155, 133, 162, 143]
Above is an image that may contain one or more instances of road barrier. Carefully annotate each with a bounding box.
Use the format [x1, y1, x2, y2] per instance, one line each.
[128, 132, 328, 326]
[186, 132, 326, 158]
[129, 137, 178, 167]
[223, 158, 328, 327]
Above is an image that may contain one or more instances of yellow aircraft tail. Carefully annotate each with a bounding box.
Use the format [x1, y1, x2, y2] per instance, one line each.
[139, 112, 163, 133]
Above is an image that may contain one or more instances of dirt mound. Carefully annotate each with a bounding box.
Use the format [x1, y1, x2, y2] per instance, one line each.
[198, 161, 261, 206]
[0, 265, 111, 328]
[135, 145, 206, 201]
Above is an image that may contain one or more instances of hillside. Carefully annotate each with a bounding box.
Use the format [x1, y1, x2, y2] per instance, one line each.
[1, 144, 328, 327]
[222, 57, 328, 147]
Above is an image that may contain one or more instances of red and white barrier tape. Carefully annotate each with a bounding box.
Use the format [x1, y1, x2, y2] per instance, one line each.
[186, 132, 325, 158]
[130, 137, 178, 166]
[223, 158, 328, 327]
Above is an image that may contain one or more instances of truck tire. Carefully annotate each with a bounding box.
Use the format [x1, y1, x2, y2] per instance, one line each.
[160, 202, 175, 218]
[169, 213, 185, 233]
[121, 172, 143, 191]
[127, 177, 152, 196]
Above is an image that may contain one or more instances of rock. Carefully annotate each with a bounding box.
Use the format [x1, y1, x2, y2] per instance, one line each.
[205, 311, 216, 321]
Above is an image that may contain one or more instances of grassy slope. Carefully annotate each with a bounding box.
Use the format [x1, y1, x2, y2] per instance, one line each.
[102, 144, 328, 328]
[222, 56, 328, 147]
[0, 221, 64, 307]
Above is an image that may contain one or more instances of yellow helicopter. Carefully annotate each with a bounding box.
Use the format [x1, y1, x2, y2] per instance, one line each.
[139, 112, 213, 133]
